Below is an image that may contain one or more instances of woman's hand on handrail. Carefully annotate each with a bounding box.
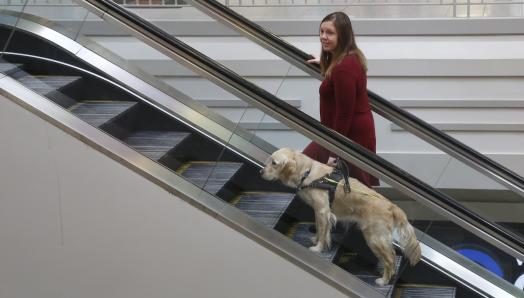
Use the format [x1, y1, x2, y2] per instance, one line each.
[306, 53, 320, 65]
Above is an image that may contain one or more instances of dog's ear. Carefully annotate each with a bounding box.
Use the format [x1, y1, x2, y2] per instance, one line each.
[281, 151, 297, 175]
[272, 154, 288, 167]
[285, 157, 297, 172]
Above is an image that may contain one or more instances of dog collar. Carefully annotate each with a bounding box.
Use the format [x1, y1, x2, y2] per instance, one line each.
[296, 169, 311, 191]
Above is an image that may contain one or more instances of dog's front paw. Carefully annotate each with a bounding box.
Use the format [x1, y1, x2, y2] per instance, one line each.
[309, 244, 323, 253]
[310, 235, 318, 245]
[375, 278, 387, 286]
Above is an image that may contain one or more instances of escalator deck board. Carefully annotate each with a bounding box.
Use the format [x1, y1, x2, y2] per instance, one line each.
[178, 162, 242, 195]
[124, 130, 190, 160]
[69, 101, 137, 127]
[17, 75, 80, 95]
[233, 192, 295, 228]
[394, 284, 456, 298]
[288, 222, 342, 262]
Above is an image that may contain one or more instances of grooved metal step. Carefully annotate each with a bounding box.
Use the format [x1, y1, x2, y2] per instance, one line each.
[17, 75, 80, 95]
[393, 284, 456, 298]
[287, 222, 342, 262]
[124, 130, 190, 160]
[0, 62, 19, 74]
[356, 274, 396, 297]
[338, 251, 402, 297]
[177, 161, 242, 195]
[232, 192, 294, 228]
[69, 101, 137, 127]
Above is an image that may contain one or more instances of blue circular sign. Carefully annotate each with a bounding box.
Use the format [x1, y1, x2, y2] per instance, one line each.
[457, 248, 504, 278]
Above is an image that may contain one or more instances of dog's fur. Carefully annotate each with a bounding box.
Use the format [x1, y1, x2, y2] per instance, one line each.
[261, 148, 421, 285]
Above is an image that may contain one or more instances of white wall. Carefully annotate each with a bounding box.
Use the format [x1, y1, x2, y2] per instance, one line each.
[0, 95, 349, 298]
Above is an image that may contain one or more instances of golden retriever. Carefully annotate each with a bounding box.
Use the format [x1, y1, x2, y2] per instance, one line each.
[260, 148, 421, 285]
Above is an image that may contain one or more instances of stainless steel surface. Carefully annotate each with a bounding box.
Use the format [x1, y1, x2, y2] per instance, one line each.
[0, 12, 83, 53]
[2, 10, 523, 297]
[0, 74, 384, 298]
[73, 0, 524, 264]
[410, 229, 524, 298]
[0, 10, 274, 165]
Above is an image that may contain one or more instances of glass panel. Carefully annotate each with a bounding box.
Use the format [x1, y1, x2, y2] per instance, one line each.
[1, 2, 522, 296]
[415, 215, 524, 291]
[180, 1, 524, 290]
[0, 0, 29, 62]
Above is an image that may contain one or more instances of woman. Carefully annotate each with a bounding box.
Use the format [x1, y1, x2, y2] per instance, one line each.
[303, 11, 379, 187]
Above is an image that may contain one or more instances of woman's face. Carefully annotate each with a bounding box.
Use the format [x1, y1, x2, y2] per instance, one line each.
[320, 21, 338, 53]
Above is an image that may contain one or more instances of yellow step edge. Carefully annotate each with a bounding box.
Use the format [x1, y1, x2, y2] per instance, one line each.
[238, 191, 295, 196]
[229, 194, 242, 206]
[175, 161, 243, 174]
[286, 221, 314, 238]
[175, 162, 192, 174]
[337, 251, 357, 265]
[67, 100, 130, 111]
[395, 283, 454, 288]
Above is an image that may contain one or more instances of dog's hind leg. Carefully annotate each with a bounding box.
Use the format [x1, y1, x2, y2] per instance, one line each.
[363, 228, 396, 286]
[310, 212, 319, 246]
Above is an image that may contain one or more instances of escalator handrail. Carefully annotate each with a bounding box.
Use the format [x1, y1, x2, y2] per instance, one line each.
[185, 0, 524, 199]
[81, 0, 524, 260]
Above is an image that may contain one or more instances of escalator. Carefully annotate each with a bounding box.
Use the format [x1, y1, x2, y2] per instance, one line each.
[1, 3, 523, 298]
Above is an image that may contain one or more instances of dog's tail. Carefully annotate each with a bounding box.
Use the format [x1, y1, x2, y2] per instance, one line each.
[392, 205, 421, 266]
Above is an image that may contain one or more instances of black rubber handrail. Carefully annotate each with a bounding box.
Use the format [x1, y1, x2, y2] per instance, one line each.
[83, 0, 524, 260]
[186, 0, 524, 200]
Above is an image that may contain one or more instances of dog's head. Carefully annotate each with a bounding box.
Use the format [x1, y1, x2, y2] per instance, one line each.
[260, 148, 299, 184]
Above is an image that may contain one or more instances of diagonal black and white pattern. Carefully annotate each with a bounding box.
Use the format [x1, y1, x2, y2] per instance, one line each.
[180, 162, 242, 195]
[234, 192, 294, 228]
[124, 130, 190, 161]
[17, 75, 80, 95]
[69, 101, 136, 127]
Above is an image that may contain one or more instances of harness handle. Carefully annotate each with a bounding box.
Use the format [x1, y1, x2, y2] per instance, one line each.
[335, 157, 351, 193]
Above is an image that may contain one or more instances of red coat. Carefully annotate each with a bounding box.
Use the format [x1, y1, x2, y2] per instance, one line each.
[303, 54, 379, 187]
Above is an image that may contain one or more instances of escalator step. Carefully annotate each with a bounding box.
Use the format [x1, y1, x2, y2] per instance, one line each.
[232, 192, 294, 228]
[69, 101, 137, 127]
[355, 274, 396, 297]
[287, 222, 342, 262]
[362, 254, 402, 296]
[124, 130, 190, 160]
[17, 75, 80, 95]
[338, 251, 402, 297]
[177, 161, 242, 195]
[0, 62, 19, 74]
[393, 284, 456, 298]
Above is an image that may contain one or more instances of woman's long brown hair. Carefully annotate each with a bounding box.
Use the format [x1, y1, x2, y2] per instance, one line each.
[319, 12, 367, 77]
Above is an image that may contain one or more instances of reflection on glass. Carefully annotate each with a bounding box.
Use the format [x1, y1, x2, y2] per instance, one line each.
[0, 2, 523, 296]
[0, 0, 28, 60]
